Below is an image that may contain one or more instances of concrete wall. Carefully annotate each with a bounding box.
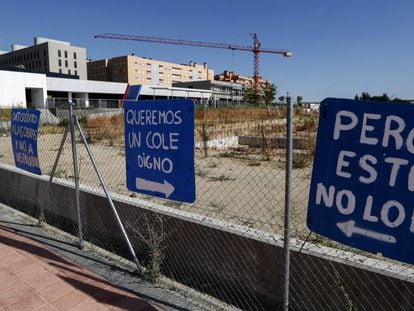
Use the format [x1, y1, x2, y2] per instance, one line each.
[1, 163, 414, 310]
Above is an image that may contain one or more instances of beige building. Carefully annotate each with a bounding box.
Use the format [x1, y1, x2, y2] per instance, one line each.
[215, 70, 271, 88]
[87, 55, 214, 86]
[0, 37, 87, 79]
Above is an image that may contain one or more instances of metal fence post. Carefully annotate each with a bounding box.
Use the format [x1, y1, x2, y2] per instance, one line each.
[282, 94, 293, 310]
[74, 117, 142, 273]
[69, 101, 84, 249]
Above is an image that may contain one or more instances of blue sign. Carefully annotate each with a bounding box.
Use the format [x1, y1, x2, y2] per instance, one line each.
[124, 99, 195, 203]
[11, 109, 42, 175]
[124, 85, 142, 101]
[308, 98, 414, 265]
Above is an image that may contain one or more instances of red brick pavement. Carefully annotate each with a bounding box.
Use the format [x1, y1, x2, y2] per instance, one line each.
[0, 225, 161, 310]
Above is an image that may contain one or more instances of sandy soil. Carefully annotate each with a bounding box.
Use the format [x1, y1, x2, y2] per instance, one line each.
[0, 131, 313, 237]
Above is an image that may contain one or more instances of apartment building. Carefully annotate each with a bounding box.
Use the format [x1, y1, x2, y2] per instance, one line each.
[87, 54, 214, 86]
[0, 37, 87, 79]
[215, 70, 271, 88]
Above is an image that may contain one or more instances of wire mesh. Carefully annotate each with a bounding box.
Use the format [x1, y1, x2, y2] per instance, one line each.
[1, 101, 414, 310]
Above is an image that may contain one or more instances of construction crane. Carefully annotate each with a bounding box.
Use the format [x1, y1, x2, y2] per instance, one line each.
[94, 33, 292, 90]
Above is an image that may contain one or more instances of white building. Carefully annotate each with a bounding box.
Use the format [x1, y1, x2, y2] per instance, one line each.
[0, 68, 213, 109]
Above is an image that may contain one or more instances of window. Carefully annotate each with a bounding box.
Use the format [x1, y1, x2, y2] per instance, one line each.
[73, 52, 77, 59]
[59, 69, 62, 74]
[74, 61, 77, 68]
[58, 50, 61, 57]
[65, 60, 68, 67]
[44, 49, 46, 57]
[58, 59, 62, 66]
[68, 69, 71, 75]
[75, 70, 78, 76]
[64, 51, 68, 58]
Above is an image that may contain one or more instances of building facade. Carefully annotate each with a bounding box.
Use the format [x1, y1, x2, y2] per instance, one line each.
[173, 80, 245, 106]
[215, 70, 271, 89]
[87, 55, 214, 86]
[0, 37, 87, 79]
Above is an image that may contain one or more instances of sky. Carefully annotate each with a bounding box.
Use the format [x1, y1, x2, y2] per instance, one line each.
[1, 0, 413, 101]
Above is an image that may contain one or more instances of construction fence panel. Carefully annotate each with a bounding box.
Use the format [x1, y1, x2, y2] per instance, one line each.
[0, 101, 413, 310]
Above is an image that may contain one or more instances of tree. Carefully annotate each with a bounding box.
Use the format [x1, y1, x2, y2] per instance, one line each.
[361, 92, 371, 100]
[278, 96, 285, 103]
[371, 93, 390, 102]
[243, 87, 261, 106]
[357, 92, 394, 102]
[262, 83, 277, 106]
[296, 96, 303, 106]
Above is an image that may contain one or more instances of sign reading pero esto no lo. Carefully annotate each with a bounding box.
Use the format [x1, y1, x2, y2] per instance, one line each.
[308, 98, 414, 265]
[11, 109, 42, 175]
[124, 99, 195, 203]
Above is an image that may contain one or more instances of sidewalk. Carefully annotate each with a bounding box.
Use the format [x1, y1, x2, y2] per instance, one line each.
[0, 224, 161, 310]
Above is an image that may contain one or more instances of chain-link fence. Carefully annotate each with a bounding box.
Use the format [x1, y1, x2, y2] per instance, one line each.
[0, 101, 413, 310]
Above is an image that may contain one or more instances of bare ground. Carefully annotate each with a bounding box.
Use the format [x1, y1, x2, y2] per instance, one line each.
[0, 132, 312, 237]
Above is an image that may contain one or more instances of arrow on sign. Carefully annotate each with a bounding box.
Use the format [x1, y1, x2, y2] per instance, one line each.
[136, 178, 175, 198]
[336, 220, 396, 244]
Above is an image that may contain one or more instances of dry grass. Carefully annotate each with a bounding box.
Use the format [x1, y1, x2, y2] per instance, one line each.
[195, 107, 282, 124]
[84, 115, 124, 145]
[0, 109, 12, 121]
[39, 125, 66, 135]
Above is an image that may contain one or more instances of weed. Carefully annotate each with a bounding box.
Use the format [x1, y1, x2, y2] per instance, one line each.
[49, 168, 68, 179]
[217, 152, 233, 158]
[0, 109, 12, 121]
[208, 202, 225, 211]
[247, 160, 261, 167]
[200, 122, 208, 157]
[131, 214, 167, 284]
[195, 167, 209, 178]
[259, 119, 271, 161]
[332, 263, 354, 310]
[59, 118, 69, 127]
[208, 174, 235, 182]
[163, 200, 183, 208]
[292, 153, 313, 169]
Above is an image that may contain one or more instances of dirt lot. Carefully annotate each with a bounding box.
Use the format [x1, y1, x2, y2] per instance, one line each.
[0, 127, 313, 238]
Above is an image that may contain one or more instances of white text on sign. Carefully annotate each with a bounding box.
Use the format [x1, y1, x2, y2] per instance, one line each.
[316, 110, 414, 235]
[126, 109, 182, 174]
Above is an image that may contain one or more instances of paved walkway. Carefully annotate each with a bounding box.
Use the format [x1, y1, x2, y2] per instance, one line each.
[0, 224, 160, 311]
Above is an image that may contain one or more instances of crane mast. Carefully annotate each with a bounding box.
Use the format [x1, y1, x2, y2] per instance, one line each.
[94, 33, 292, 90]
